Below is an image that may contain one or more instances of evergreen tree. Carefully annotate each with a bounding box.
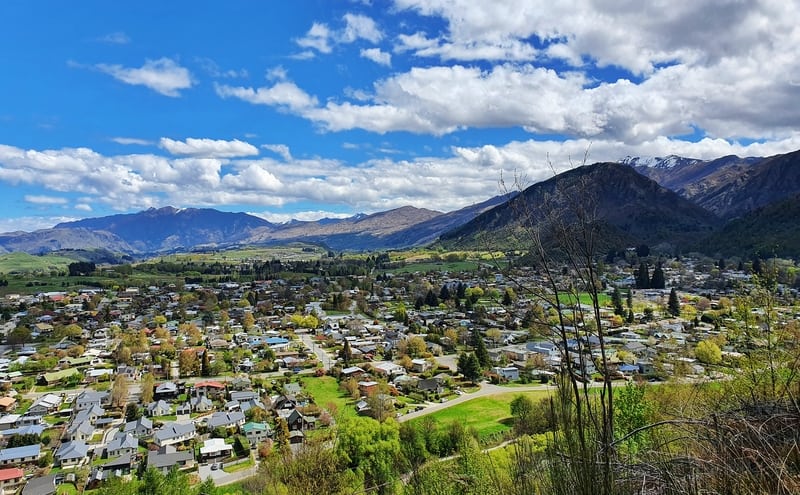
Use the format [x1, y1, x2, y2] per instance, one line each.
[718, 258, 726, 270]
[650, 262, 665, 289]
[456, 282, 466, 299]
[471, 329, 491, 368]
[752, 256, 762, 275]
[439, 284, 450, 301]
[424, 289, 439, 307]
[341, 339, 353, 367]
[636, 262, 650, 289]
[201, 350, 211, 377]
[626, 288, 633, 310]
[612, 287, 625, 316]
[627, 308, 635, 324]
[414, 296, 424, 310]
[667, 288, 681, 317]
[461, 353, 481, 383]
[502, 289, 513, 306]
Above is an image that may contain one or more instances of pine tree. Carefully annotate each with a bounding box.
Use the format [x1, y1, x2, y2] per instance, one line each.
[636, 262, 650, 289]
[425, 289, 439, 307]
[650, 262, 665, 289]
[667, 288, 681, 317]
[341, 339, 353, 367]
[626, 288, 633, 310]
[201, 350, 211, 377]
[612, 287, 624, 316]
[471, 329, 491, 368]
[439, 284, 450, 301]
[627, 309, 635, 324]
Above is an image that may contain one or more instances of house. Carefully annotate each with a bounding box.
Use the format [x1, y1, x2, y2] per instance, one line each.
[193, 380, 226, 399]
[190, 395, 213, 413]
[106, 432, 137, 458]
[154, 381, 179, 399]
[341, 366, 365, 378]
[38, 368, 80, 386]
[147, 445, 195, 473]
[55, 440, 89, 467]
[371, 361, 406, 377]
[65, 420, 94, 442]
[492, 366, 520, 381]
[72, 404, 105, 425]
[229, 376, 251, 391]
[0, 415, 19, 432]
[0, 444, 40, 466]
[27, 394, 62, 416]
[21, 474, 56, 495]
[207, 411, 245, 431]
[358, 381, 379, 397]
[416, 378, 444, 394]
[277, 408, 314, 432]
[74, 390, 110, 411]
[242, 422, 271, 447]
[123, 416, 153, 438]
[229, 391, 258, 402]
[199, 438, 233, 461]
[0, 467, 24, 494]
[90, 453, 135, 486]
[0, 397, 17, 412]
[153, 422, 196, 447]
[176, 402, 191, 416]
[410, 358, 432, 373]
[145, 400, 171, 417]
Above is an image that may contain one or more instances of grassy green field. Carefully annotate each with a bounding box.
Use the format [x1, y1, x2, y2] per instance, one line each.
[300, 375, 356, 418]
[411, 390, 552, 442]
[388, 260, 480, 274]
[0, 252, 75, 275]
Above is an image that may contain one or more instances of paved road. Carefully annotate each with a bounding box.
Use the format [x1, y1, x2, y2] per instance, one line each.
[299, 333, 335, 371]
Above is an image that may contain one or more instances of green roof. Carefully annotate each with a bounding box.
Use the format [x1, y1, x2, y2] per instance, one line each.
[41, 368, 80, 383]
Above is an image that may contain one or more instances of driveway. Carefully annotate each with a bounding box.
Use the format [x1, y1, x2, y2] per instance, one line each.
[198, 460, 259, 486]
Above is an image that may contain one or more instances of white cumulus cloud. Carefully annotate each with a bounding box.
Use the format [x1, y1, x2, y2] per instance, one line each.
[95, 58, 194, 97]
[159, 137, 259, 158]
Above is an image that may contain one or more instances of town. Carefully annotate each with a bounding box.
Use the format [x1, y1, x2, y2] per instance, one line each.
[0, 248, 795, 494]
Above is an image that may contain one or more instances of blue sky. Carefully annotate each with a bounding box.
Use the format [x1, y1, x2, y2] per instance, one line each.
[1, 0, 799, 232]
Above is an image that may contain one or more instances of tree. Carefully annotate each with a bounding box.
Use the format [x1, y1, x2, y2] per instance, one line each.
[7, 326, 31, 349]
[336, 416, 401, 495]
[125, 403, 141, 422]
[439, 284, 451, 301]
[424, 288, 439, 307]
[242, 312, 255, 331]
[636, 262, 650, 289]
[406, 336, 427, 357]
[612, 287, 624, 316]
[510, 394, 535, 435]
[650, 262, 665, 289]
[502, 288, 514, 306]
[201, 350, 211, 377]
[178, 349, 200, 377]
[695, 339, 722, 365]
[461, 353, 481, 383]
[626, 289, 633, 310]
[274, 417, 291, 455]
[667, 288, 681, 317]
[486, 328, 503, 347]
[141, 372, 155, 404]
[111, 374, 129, 408]
[340, 339, 353, 367]
[471, 329, 491, 368]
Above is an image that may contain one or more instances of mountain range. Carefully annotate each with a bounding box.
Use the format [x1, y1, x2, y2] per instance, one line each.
[2, 149, 800, 259]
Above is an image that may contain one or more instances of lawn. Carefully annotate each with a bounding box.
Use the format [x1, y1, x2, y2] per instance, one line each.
[410, 390, 552, 442]
[299, 376, 355, 418]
